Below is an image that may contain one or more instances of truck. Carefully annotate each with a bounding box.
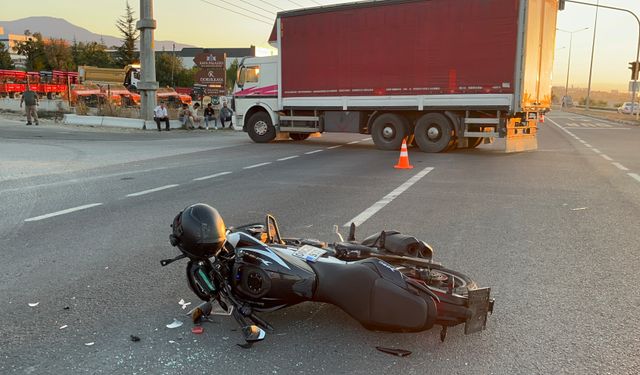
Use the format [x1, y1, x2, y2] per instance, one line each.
[234, 0, 559, 152]
[0, 69, 78, 99]
[78, 64, 141, 90]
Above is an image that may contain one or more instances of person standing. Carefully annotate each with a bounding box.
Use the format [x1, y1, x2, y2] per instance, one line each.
[203, 103, 216, 130]
[153, 101, 170, 131]
[20, 85, 39, 126]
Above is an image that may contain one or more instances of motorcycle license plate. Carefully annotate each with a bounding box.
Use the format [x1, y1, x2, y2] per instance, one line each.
[291, 245, 327, 262]
[464, 287, 491, 335]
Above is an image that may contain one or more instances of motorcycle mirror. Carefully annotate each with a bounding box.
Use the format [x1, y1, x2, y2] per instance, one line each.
[242, 325, 266, 342]
[265, 214, 283, 244]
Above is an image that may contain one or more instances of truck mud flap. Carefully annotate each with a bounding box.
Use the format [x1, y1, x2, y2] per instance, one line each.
[505, 118, 537, 153]
[464, 287, 492, 335]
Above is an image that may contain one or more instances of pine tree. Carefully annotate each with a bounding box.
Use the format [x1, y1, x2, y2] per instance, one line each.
[114, 1, 139, 67]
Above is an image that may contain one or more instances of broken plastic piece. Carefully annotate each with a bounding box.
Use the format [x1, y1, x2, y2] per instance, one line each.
[191, 326, 204, 334]
[166, 319, 184, 329]
[28, 302, 39, 307]
[571, 207, 588, 211]
[179, 299, 192, 310]
[130, 335, 141, 342]
[59, 325, 68, 330]
[84, 342, 95, 346]
[375, 346, 412, 357]
[63, 306, 70, 310]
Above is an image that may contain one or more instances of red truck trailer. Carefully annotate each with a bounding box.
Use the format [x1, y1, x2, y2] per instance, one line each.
[234, 0, 558, 152]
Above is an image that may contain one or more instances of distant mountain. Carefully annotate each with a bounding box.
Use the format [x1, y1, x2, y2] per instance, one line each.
[0, 16, 194, 51]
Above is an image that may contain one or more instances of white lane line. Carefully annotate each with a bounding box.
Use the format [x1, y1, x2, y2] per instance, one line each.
[25, 203, 103, 222]
[629, 173, 640, 183]
[583, 143, 591, 147]
[126, 184, 179, 197]
[347, 140, 360, 145]
[193, 171, 232, 181]
[277, 155, 299, 161]
[601, 154, 613, 161]
[569, 128, 629, 130]
[612, 162, 630, 171]
[304, 150, 323, 155]
[344, 166, 434, 227]
[591, 148, 601, 154]
[243, 162, 272, 169]
[361, 137, 370, 141]
[327, 145, 342, 150]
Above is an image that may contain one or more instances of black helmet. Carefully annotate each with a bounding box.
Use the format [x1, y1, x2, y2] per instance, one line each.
[170, 204, 226, 259]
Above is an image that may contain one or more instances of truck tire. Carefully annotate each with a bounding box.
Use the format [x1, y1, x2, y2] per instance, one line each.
[414, 113, 454, 153]
[371, 113, 408, 150]
[290, 133, 310, 141]
[247, 112, 276, 143]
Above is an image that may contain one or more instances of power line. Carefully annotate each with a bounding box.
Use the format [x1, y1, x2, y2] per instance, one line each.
[235, 0, 277, 16]
[256, 0, 284, 11]
[198, 0, 273, 25]
[286, 0, 306, 8]
[214, 0, 273, 21]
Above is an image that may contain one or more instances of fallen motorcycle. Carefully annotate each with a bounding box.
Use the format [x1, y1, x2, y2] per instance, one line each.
[161, 204, 494, 347]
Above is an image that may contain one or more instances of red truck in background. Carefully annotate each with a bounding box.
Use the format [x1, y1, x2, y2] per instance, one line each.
[0, 69, 79, 99]
[234, 0, 559, 152]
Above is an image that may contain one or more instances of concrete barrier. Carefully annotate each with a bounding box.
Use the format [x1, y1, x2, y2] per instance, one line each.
[0, 98, 71, 112]
[63, 114, 184, 130]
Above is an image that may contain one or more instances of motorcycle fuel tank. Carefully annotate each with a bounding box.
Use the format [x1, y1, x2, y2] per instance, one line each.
[228, 232, 316, 310]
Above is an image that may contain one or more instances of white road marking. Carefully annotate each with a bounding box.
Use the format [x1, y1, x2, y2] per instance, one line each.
[304, 150, 323, 155]
[243, 162, 272, 169]
[629, 173, 640, 183]
[277, 155, 299, 161]
[347, 141, 360, 145]
[126, 184, 179, 197]
[569, 128, 629, 130]
[361, 137, 370, 141]
[583, 143, 591, 147]
[25, 203, 103, 222]
[600, 154, 613, 161]
[193, 171, 232, 181]
[327, 145, 342, 150]
[591, 148, 601, 154]
[344, 166, 434, 227]
[612, 162, 630, 171]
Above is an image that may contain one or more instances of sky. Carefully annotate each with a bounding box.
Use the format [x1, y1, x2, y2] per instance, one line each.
[2, 0, 640, 91]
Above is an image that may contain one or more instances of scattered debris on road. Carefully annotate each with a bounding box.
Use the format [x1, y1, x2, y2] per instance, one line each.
[375, 346, 412, 357]
[166, 319, 183, 329]
[191, 326, 204, 334]
[28, 302, 39, 307]
[571, 207, 588, 211]
[59, 325, 68, 330]
[130, 335, 141, 342]
[84, 342, 95, 346]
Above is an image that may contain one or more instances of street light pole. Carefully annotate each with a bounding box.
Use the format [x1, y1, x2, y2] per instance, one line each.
[557, 27, 590, 109]
[566, 0, 640, 119]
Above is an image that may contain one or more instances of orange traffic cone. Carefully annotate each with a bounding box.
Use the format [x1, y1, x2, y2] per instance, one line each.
[394, 138, 413, 169]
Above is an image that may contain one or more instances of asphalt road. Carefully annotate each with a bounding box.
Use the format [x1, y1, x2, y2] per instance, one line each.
[0, 113, 639, 374]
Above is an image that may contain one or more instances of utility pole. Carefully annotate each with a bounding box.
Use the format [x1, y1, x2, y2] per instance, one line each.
[137, 0, 158, 125]
[585, 0, 599, 110]
[566, 0, 640, 119]
[557, 27, 590, 107]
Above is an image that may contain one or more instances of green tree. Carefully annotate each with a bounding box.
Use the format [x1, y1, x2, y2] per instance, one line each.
[226, 59, 239, 92]
[114, 1, 139, 66]
[0, 42, 14, 69]
[43, 39, 74, 70]
[155, 52, 184, 87]
[175, 66, 197, 88]
[73, 41, 115, 68]
[15, 32, 47, 71]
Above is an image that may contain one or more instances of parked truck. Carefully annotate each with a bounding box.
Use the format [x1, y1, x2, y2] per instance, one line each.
[234, 0, 559, 152]
[78, 64, 141, 90]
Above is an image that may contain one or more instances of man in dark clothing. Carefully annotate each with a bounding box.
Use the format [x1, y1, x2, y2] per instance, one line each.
[204, 103, 216, 130]
[20, 86, 39, 125]
[219, 101, 234, 129]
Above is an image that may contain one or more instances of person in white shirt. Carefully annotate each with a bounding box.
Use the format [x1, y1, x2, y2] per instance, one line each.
[192, 102, 203, 129]
[153, 101, 170, 131]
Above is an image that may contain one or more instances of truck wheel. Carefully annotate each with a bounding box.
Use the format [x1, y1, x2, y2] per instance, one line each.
[290, 133, 310, 141]
[371, 113, 408, 150]
[414, 113, 454, 153]
[247, 112, 276, 143]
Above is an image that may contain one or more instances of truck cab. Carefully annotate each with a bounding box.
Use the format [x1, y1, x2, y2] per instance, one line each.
[234, 56, 279, 135]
